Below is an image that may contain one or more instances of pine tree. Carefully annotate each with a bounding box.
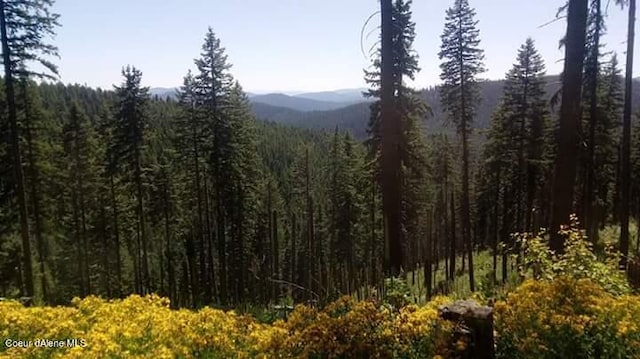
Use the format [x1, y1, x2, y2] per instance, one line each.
[439, 0, 485, 292]
[224, 82, 261, 303]
[365, 0, 428, 279]
[377, 0, 402, 277]
[591, 55, 623, 240]
[113, 66, 151, 294]
[501, 39, 549, 234]
[632, 113, 640, 252]
[146, 101, 180, 303]
[194, 27, 234, 303]
[0, 0, 60, 299]
[175, 71, 206, 305]
[61, 103, 101, 297]
[327, 128, 368, 295]
[19, 81, 56, 301]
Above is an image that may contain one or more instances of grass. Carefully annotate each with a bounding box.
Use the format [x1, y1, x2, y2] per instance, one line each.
[401, 219, 640, 304]
[404, 249, 520, 304]
[239, 220, 640, 316]
[598, 220, 639, 254]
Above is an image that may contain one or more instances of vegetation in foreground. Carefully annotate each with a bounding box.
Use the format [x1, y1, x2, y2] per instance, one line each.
[2, 223, 639, 359]
[2, 280, 639, 358]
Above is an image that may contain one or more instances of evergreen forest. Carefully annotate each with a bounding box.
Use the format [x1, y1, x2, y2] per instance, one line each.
[3, 1, 640, 357]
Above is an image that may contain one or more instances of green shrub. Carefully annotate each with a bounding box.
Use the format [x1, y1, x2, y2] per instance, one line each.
[516, 214, 630, 296]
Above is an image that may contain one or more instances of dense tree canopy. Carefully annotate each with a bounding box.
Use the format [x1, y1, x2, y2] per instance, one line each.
[0, 0, 638, 311]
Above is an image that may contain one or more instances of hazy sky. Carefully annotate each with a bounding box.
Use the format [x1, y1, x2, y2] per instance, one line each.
[52, 0, 638, 93]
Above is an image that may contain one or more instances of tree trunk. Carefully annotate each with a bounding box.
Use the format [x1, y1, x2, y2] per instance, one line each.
[22, 82, 47, 302]
[450, 188, 457, 280]
[501, 187, 511, 283]
[99, 194, 111, 298]
[272, 208, 279, 300]
[380, 0, 403, 277]
[72, 187, 83, 296]
[493, 169, 500, 282]
[109, 170, 122, 297]
[0, 0, 34, 299]
[164, 182, 175, 304]
[462, 128, 475, 292]
[202, 175, 214, 303]
[370, 176, 377, 289]
[517, 70, 529, 234]
[134, 147, 149, 294]
[305, 148, 314, 301]
[458, 13, 474, 292]
[584, 0, 601, 242]
[290, 213, 297, 288]
[620, 0, 635, 268]
[79, 161, 90, 295]
[550, 0, 588, 252]
[191, 114, 204, 304]
[425, 211, 433, 300]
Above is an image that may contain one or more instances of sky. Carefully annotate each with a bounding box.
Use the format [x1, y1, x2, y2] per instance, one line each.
[51, 0, 639, 93]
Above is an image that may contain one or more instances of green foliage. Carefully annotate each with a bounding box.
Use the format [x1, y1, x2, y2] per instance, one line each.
[1, 0, 61, 79]
[475, 38, 551, 262]
[517, 215, 630, 295]
[439, 0, 485, 133]
[365, 0, 431, 278]
[384, 276, 411, 309]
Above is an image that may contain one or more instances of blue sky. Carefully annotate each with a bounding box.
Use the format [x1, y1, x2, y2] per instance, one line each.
[52, 0, 638, 93]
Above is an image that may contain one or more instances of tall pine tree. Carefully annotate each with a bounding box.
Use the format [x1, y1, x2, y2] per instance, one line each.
[439, 0, 485, 292]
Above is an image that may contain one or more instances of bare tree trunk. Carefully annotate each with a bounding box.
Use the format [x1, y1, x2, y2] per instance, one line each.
[134, 148, 149, 294]
[191, 116, 204, 304]
[550, 0, 588, 252]
[305, 148, 314, 301]
[99, 194, 111, 297]
[620, 0, 635, 268]
[380, 0, 403, 277]
[450, 188, 457, 280]
[109, 171, 122, 296]
[425, 210, 433, 300]
[493, 170, 500, 282]
[164, 182, 175, 304]
[584, 0, 602, 242]
[22, 83, 47, 301]
[272, 208, 280, 300]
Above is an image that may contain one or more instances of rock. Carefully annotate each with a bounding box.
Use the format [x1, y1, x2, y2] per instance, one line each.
[439, 300, 495, 359]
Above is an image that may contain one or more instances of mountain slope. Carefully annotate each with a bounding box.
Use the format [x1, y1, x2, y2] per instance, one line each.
[250, 78, 535, 139]
[251, 75, 640, 141]
[150, 87, 178, 99]
[296, 88, 370, 104]
[250, 93, 348, 111]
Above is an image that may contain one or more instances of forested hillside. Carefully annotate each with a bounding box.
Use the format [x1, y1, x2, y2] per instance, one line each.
[0, 0, 640, 308]
[251, 76, 640, 141]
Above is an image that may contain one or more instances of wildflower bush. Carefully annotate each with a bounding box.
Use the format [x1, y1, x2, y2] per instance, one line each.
[494, 277, 640, 359]
[493, 214, 640, 358]
[0, 294, 261, 358]
[0, 294, 453, 358]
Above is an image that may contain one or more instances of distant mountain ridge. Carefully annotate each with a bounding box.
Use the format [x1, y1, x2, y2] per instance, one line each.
[295, 88, 369, 103]
[249, 75, 640, 140]
[249, 93, 349, 112]
[149, 87, 178, 99]
[149, 87, 371, 111]
[152, 76, 640, 141]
